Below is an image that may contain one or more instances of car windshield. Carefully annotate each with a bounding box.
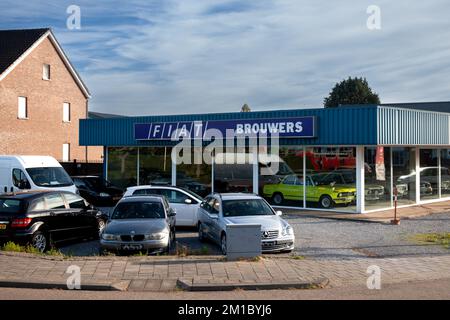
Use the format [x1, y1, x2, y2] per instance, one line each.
[26, 167, 73, 187]
[222, 199, 274, 217]
[111, 201, 165, 219]
[0, 199, 24, 214]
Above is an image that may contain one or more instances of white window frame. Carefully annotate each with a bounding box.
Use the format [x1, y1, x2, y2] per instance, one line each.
[62, 143, 70, 162]
[18, 96, 28, 119]
[63, 102, 71, 122]
[42, 64, 50, 80]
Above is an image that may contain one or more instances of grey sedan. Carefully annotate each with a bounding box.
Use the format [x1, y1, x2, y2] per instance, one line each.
[100, 196, 176, 254]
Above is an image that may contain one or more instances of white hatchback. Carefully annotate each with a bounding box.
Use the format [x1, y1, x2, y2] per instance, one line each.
[123, 185, 203, 227]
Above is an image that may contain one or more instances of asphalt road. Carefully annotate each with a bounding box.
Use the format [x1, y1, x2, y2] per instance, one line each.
[59, 211, 450, 259]
[0, 278, 449, 300]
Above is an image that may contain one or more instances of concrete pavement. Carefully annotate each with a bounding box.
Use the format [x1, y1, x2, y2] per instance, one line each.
[0, 251, 449, 291]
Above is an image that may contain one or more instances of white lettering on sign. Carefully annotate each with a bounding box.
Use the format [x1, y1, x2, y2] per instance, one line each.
[234, 121, 304, 135]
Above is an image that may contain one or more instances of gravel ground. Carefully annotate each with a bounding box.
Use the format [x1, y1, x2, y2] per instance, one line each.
[285, 212, 450, 260]
[59, 210, 450, 260]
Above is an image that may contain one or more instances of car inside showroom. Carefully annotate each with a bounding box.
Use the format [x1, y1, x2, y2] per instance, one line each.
[80, 104, 450, 214]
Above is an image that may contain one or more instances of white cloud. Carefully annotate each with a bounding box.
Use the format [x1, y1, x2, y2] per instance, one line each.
[1, 0, 450, 115]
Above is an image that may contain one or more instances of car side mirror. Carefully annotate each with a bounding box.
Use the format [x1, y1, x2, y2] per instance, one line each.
[169, 208, 176, 216]
[276, 210, 283, 216]
[184, 198, 193, 204]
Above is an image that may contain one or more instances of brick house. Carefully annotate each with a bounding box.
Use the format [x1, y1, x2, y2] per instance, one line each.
[0, 28, 102, 162]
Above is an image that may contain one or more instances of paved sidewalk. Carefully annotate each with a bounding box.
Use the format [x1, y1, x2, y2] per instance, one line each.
[284, 200, 450, 223]
[0, 252, 449, 291]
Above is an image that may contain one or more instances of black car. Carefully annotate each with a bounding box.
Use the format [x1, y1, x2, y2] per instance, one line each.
[72, 176, 123, 206]
[0, 191, 108, 252]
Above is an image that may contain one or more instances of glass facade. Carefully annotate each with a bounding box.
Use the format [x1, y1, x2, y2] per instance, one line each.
[214, 150, 254, 193]
[106, 146, 450, 213]
[107, 147, 137, 189]
[364, 147, 391, 210]
[139, 147, 172, 185]
[176, 147, 212, 197]
[260, 147, 304, 207]
[393, 147, 416, 206]
[304, 147, 356, 212]
[419, 149, 439, 200]
[441, 150, 450, 197]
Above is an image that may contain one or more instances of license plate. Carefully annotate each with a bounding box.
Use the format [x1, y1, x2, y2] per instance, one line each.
[0, 224, 6, 230]
[121, 244, 143, 250]
[262, 241, 275, 247]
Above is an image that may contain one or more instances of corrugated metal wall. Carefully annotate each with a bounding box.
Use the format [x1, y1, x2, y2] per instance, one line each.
[377, 106, 450, 145]
[79, 106, 379, 147]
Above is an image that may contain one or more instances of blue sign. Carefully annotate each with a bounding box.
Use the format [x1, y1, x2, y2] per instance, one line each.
[134, 116, 316, 140]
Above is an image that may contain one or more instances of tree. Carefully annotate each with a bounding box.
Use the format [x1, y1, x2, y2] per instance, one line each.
[241, 104, 251, 112]
[324, 77, 380, 108]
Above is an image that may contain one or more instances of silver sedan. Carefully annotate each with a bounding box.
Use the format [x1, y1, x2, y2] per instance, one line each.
[100, 196, 176, 254]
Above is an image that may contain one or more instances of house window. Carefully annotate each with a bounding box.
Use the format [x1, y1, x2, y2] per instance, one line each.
[43, 64, 50, 80]
[62, 144, 70, 162]
[18, 97, 28, 119]
[63, 103, 71, 122]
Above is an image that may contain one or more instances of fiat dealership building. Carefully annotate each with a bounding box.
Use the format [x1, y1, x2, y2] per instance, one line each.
[79, 103, 450, 214]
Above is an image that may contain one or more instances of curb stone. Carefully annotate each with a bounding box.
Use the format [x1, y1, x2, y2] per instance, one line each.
[0, 278, 130, 291]
[176, 277, 329, 291]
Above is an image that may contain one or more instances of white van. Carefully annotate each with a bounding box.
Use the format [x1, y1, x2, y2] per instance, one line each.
[0, 156, 78, 194]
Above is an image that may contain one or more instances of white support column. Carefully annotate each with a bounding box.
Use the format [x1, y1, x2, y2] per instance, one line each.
[252, 147, 258, 194]
[136, 148, 140, 186]
[104, 146, 108, 180]
[438, 150, 442, 199]
[303, 146, 306, 208]
[390, 148, 394, 208]
[415, 147, 420, 204]
[356, 146, 365, 213]
[171, 151, 176, 187]
[211, 153, 215, 193]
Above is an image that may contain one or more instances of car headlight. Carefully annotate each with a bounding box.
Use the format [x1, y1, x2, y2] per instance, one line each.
[144, 232, 169, 240]
[102, 233, 119, 241]
[99, 192, 110, 197]
[282, 225, 294, 237]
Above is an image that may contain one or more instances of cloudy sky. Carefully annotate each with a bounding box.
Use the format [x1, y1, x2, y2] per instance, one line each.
[1, 0, 450, 115]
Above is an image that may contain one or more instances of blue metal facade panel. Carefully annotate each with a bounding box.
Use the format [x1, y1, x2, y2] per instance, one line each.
[80, 106, 379, 147]
[377, 107, 450, 145]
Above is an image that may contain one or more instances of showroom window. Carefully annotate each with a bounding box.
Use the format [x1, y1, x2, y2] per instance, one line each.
[305, 147, 356, 212]
[259, 146, 304, 207]
[213, 147, 254, 193]
[440, 150, 450, 198]
[107, 147, 138, 189]
[176, 147, 211, 197]
[139, 147, 172, 186]
[364, 147, 392, 210]
[392, 147, 416, 206]
[419, 149, 439, 200]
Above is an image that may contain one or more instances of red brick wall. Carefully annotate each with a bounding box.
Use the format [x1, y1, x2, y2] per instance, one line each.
[0, 36, 103, 162]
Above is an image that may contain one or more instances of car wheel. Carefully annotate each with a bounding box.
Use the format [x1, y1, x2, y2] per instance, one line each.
[31, 231, 48, 253]
[220, 233, 227, 255]
[272, 193, 284, 205]
[319, 195, 333, 209]
[198, 223, 206, 242]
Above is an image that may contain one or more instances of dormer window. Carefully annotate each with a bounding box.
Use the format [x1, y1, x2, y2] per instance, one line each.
[43, 64, 50, 80]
